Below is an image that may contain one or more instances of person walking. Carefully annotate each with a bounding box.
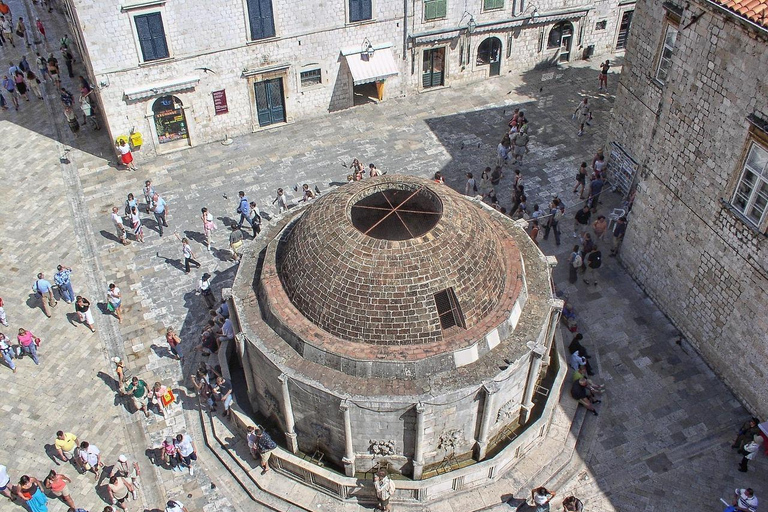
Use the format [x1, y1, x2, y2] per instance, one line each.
[130, 206, 144, 243]
[161, 437, 181, 472]
[36, 53, 50, 82]
[212, 375, 233, 418]
[16, 475, 47, 512]
[253, 427, 276, 474]
[43, 470, 75, 510]
[111, 454, 141, 489]
[373, 469, 395, 512]
[64, 105, 80, 136]
[531, 486, 555, 512]
[80, 92, 100, 129]
[17, 328, 40, 365]
[201, 207, 216, 250]
[47, 55, 60, 88]
[573, 162, 588, 198]
[272, 188, 287, 214]
[464, 172, 477, 196]
[16, 17, 30, 47]
[738, 436, 763, 472]
[35, 17, 45, 41]
[174, 433, 198, 475]
[54, 431, 78, 463]
[149, 381, 171, 417]
[568, 245, 581, 284]
[2, 75, 18, 110]
[125, 376, 150, 417]
[106, 475, 135, 511]
[117, 139, 137, 171]
[0, 464, 15, 501]
[63, 47, 75, 78]
[26, 70, 42, 99]
[0, 333, 16, 373]
[542, 198, 561, 245]
[0, 297, 7, 326]
[165, 327, 182, 360]
[77, 441, 103, 480]
[74, 296, 96, 332]
[724, 488, 758, 512]
[573, 97, 591, 136]
[572, 205, 591, 238]
[229, 223, 244, 262]
[236, 191, 254, 235]
[151, 193, 167, 235]
[249, 201, 262, 235]
[33, 273, 57, 317]
[111, 207, 129, 245]
[1, 15, 14, 47]
[165, 500, 189, 512]
[598, 60, 610, 91]
[180, 237, 200, 274]
[13, 70, 29, 101]
[107, 283, 123, 323]
[609, 216, 627, 256]
[143, 180, 155, 213]
[53, 265, 75, 304]
[588, 174, 604, 212]
[583, 246, 602, 286]
[198, 273, 216, 309]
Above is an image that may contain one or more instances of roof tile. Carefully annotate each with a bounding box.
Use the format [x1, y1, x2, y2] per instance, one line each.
[710, 0, 768, 27]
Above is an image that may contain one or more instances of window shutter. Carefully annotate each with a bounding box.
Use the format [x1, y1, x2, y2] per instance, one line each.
[259, 0, 275, 38]
[349, 0, 360, 21]
[361, 0, 372, 20]
[436, 0, 447, 18]
[135, 15, 155, 61]
[424, 0, 435, 19]
[147, 13, 168, 59]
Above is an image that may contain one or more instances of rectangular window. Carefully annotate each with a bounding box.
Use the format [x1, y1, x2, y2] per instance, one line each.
[483, 0, 504, 10]
[246, 0, 275, 40]
[349, 0, 372, 22]
[134, 13, 169, 62]
[732, 142, 768, 228]
[424, 0, 447, 20]
[654, 23, 678, 84]
[300, 68, 322, 87]
[434, 288, 465, 330]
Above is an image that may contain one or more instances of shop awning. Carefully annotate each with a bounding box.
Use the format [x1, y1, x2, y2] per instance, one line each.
[123, 76, 200, 101]
[342, 44, 399, 86]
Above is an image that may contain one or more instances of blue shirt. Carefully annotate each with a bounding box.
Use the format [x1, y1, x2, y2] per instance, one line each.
[54, 269, 72, 286]
[239, 198, 250, 216]
[154, 197, 166, 214]
[35, 279, 53, 294]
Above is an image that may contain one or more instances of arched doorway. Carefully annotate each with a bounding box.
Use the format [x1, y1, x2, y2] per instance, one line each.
[547, 21, 574, 62]
[152, 96, 189, 148]
[477, 37, 502, 76]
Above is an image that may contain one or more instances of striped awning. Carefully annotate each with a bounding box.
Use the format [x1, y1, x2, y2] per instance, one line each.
[343, 47, 399, 86]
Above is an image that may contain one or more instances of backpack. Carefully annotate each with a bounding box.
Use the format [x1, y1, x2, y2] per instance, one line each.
[572, 254, 582, 268]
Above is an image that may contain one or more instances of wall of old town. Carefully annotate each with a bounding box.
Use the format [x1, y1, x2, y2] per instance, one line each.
[607, 0, 768, 416]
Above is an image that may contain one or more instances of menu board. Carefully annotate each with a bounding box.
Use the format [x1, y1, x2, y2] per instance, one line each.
[153, 96, 188, 145]
[213, 89, 228, 115]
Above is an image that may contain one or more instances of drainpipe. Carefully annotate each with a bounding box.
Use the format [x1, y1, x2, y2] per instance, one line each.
[520, 339, 547, 425]
[412, 403, 426, 480]
[341, 400, 356, 476]
[475, 381, 500, 460]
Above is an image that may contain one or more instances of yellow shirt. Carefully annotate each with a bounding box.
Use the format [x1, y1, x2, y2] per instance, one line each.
[55, 433, 77, 452]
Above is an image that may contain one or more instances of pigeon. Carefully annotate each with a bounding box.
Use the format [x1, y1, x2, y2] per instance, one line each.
[477, 143, 481, 148]
[222, 193, 228, 200]
[461, 143, 465, 150]
[195, 67, 216, 74]
[293, 184, 299, 192]
[314, 185, 321, 195]
[341, 161, 348, 168]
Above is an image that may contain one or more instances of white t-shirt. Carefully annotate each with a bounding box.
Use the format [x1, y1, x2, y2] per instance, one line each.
[183, 244, 192, 259]
[0, 464, 9, 487]
[737, 489, 759, 512]
[569, 351, 586, 370]
[108, 288, 121, 305]
[175, 435, 194, 457]
[80, 445, 100, 466]
[534, 492, 552, 505]
[112, 212, 124, 227]
[118, 144, 131, 156]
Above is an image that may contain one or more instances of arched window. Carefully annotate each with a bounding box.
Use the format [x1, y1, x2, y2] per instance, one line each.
[476, 37, 502, 66]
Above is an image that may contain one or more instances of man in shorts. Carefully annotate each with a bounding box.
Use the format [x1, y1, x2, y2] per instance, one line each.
[54, 431, 78, 463]
[78, 441, 102, 480]
[229, 223, 244, 262]
[254, 426, 276, 474]
[0, 463, 15, 501]
[125, 377, 150, 417]
[174, 434, 197, 475]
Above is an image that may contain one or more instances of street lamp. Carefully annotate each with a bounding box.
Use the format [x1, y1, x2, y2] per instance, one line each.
[459, 11, 477, 33]
[361, 38, 375, 60]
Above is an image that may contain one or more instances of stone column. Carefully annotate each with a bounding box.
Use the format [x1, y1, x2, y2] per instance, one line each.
[278, 374, 298, 454]
[475, 382, 500, 460]
[520, 340, 547, 425]
[340, 400, 356, 477]
[412, 403, 426, 480]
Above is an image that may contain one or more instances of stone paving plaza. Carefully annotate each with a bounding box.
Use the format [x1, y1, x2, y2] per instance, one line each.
[0, 2, 764, 511]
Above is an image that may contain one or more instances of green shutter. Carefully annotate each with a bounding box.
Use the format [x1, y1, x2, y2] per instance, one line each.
[424, 0, 446, 20]
[484, 0, 504, 9]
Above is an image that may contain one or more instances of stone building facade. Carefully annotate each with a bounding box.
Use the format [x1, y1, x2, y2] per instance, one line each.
[607, 0, 768, 415]
[62, 0, 636, 157]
